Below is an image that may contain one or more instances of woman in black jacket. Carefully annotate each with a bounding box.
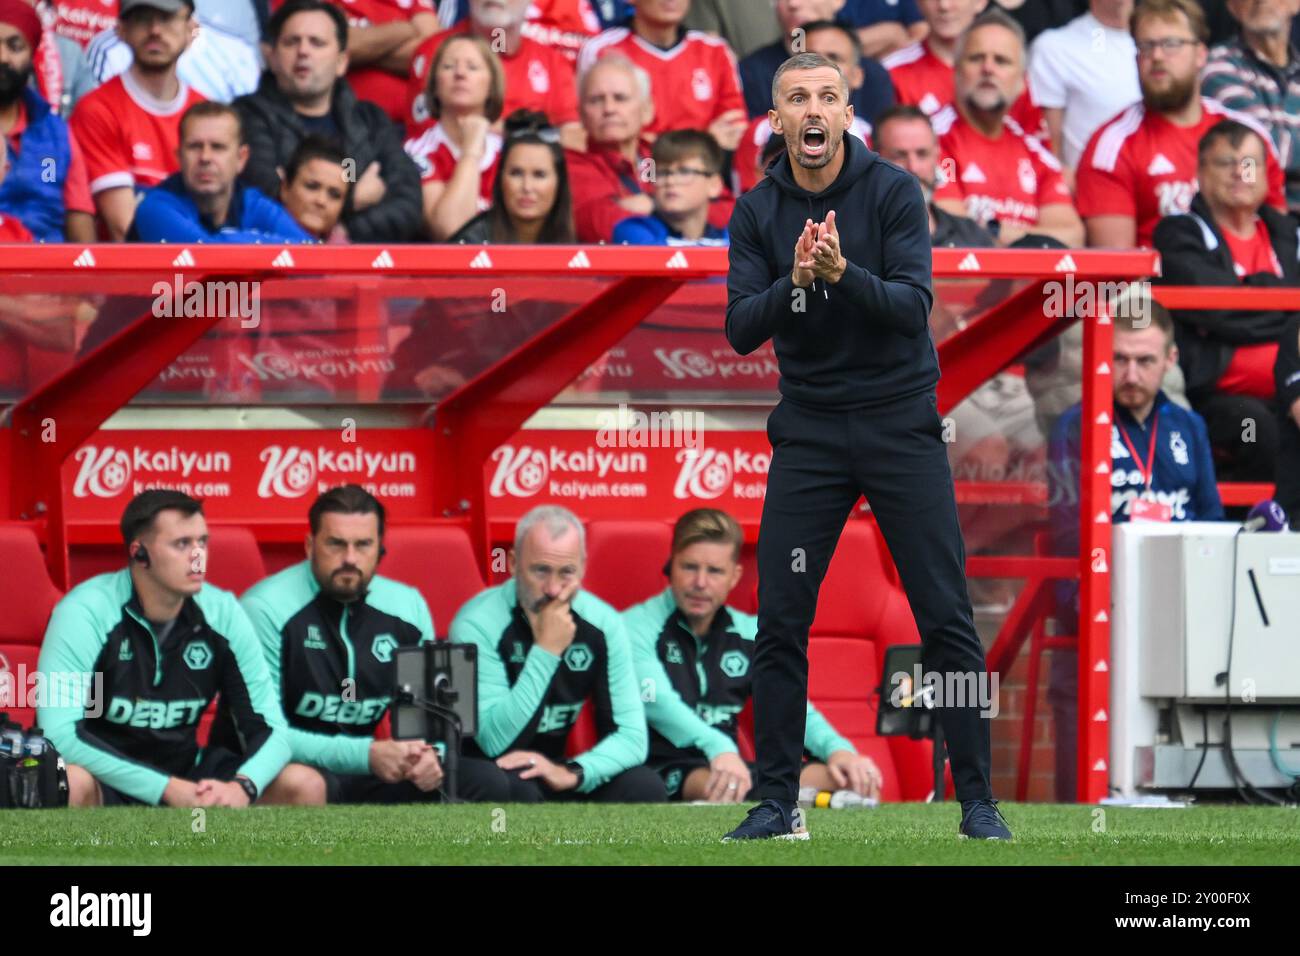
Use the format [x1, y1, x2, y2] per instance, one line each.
[449, 111, 576, 244]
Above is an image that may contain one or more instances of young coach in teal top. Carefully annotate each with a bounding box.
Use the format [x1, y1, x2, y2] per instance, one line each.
[237, 485, 510, 803]
[623, 508, 883, 803]
[37, 491, 298, 807]
[451, 505, 665, 802]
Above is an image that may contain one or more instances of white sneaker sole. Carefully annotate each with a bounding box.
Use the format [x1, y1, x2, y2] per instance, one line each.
[721, 830, 811, 843]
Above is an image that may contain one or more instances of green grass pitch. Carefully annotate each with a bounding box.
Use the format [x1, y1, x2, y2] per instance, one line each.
[2, 803, 1296, 865]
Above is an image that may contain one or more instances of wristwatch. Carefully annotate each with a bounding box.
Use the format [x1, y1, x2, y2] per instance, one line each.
[235, 775, 258, 803]
[564, 761, 585, 789]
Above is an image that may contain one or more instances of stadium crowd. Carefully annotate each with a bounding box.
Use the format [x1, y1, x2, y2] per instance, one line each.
[0, 0, 1295, 497]
[3, 0, 1300, 805]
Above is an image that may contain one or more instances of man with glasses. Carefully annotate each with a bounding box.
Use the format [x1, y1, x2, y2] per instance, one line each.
[1153, 120, 1298, 483]
[1202, 0, 1300, 213]
[1076, 0, 1286, 247]
[613, 129, 729, 244]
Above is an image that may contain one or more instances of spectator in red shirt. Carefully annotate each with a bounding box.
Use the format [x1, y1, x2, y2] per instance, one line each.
[404, 32, 504, 240]
[69, 0, 203, 240]
[1076, 0, 1287, 248]
[883, 0, 1046, 141]
[408, 0, 583, 150]
[566, 53, 654, 240]
[279, 135, 352, 242]
[1153, 119, 1295, 482]
[0, 1, 95, 240]
[577, 0, 747, 150]
[932, 8, 1083, 245]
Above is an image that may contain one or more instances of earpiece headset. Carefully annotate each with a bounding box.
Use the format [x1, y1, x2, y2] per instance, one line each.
[130, 543, 151, 568]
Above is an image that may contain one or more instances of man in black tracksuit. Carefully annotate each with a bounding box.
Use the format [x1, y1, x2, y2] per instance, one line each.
[722, 52, 1008, 841]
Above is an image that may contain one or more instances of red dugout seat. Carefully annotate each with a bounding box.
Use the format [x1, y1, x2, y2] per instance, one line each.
[205, 525, 268, 596]
[381, 524, 487, 638]
[583, 520, 673, 610]
[0, 525, 65, 729]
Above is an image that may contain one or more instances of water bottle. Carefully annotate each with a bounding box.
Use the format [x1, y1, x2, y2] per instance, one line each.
[798, 786, 880, 809]
[0, 716, 23, 759]
[22, 727, 48, 758]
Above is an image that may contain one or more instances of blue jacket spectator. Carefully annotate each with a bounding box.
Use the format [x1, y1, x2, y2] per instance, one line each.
[129, 173, 312, 243]
[127, 101, 312, 243]
[613, 216, 728, 246]
[613, 130, 728, 247]
[0, 87, 87, 242]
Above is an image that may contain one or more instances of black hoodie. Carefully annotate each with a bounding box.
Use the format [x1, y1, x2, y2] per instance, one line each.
[725, 133, 937, 410]
[1152, 192, 1300, 401]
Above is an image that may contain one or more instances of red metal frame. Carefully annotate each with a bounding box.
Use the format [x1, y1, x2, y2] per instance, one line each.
[18, 245, 1283, 806]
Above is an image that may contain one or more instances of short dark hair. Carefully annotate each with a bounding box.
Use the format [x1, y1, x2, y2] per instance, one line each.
[772, 52, 847, 106]
[269, 0, 348, 50]
[308, 484, 386, 537]
[178, 101, 244, 144]
[284, 135, 350, 189]
[874, 104, 934, 141]
[1198, 119, 1266, 164]
[120, 490, 203, 546]
[802, 19, 863, 61]
[652, 129, 724, 176]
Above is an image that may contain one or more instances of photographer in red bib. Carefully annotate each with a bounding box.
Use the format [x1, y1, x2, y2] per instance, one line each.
[723, 51, 1009, 842]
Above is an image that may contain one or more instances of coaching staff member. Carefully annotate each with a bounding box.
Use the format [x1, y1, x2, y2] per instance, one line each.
[722, 52, 1010, 842]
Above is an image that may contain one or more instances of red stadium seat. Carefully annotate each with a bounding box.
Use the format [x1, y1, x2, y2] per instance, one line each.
[381, 524, 487, 638]
[0, 525, 63, 646]
[0, 526, 64, 730]
[583, 520, 673, 610]
[205, 525, 268, 596]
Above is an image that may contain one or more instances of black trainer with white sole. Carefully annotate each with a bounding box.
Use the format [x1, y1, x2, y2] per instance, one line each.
[721, 799, 810, 842]
[959, 799, 1013, 840]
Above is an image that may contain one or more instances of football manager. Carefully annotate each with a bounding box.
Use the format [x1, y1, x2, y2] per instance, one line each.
[723, 52, 1009, 841]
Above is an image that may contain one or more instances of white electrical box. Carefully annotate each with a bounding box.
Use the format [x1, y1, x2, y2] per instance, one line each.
[1141, 531, 1300, 700]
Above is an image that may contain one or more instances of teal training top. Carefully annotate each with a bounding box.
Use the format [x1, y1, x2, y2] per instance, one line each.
[623, 588, 855, 764]
[36, 569, 291, 804]
[449, 579, 647, 793]
[241, 561, 435, 775]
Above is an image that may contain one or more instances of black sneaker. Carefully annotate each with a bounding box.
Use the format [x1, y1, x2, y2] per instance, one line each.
[959, 799, 1013, 840]
[722, 799, 810, 842]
